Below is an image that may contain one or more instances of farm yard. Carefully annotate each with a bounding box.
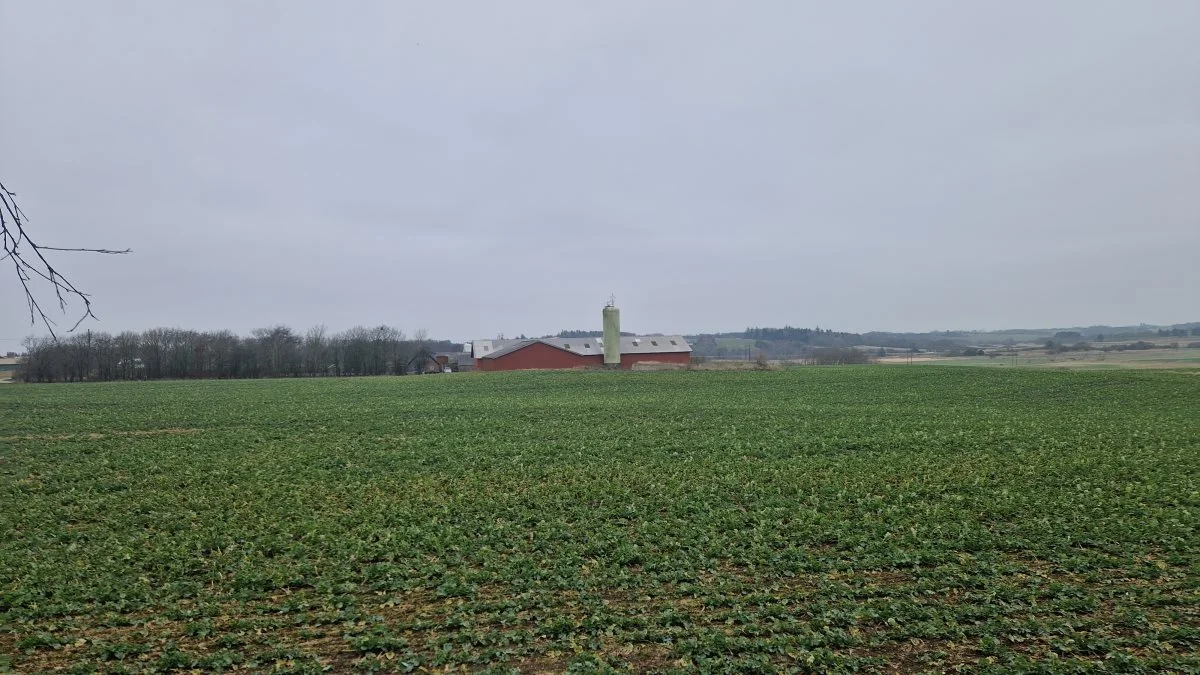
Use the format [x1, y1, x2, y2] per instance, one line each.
[2, 368, 1198, 673]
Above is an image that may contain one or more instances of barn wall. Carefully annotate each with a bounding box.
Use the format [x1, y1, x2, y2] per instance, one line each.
[476, 342, 693, 371]
[476, 342, 603, 371]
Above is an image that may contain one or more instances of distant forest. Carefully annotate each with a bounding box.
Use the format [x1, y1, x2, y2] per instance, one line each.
[19, 326, 456, 383]
[688, 323, 1200, 359]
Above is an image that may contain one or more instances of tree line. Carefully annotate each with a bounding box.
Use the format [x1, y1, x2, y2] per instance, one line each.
[18, 325, 457, 383]
[743, 326, 858, 343]
[555, 329, 634, 338]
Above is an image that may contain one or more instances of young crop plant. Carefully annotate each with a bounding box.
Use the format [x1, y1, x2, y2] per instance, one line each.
[2, 368, 1198, 672]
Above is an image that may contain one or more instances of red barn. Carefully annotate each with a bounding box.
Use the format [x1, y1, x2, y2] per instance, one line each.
[473, 336, 691, 372]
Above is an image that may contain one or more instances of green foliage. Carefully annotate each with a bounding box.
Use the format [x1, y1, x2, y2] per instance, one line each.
[1045, 341, 1092, 354]
[809, 347, 872, 364]
[2, 369, 1198, 672]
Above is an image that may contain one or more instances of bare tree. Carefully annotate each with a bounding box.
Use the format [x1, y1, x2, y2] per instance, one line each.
[252, 325, 300, 378]
[18, 323, 453, 382]
[304, 324, 328, 376]
[1, 181, 130, 339]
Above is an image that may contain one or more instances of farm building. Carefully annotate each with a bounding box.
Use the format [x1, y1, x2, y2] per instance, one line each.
[0, 356, 21, 380]
[473, 336, 691, 371]
[405, 349, 447, 375]
[404, 349, 474, 374]
[471, 304, 690, 371]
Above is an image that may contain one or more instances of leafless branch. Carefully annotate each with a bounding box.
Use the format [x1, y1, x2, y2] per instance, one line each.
[1, 180, 131, 340]
[39, 246, 133, 254]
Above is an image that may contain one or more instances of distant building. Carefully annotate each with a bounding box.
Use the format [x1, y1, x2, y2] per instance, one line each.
[406, 349, 474, 374]
[473, 336, 691, 371]
[434, 351, 474, 372]
[471, 304, 690, 371]
[405, 349, 445, 375]
[449, 353, 474, 372]
[0, 356, 22, 379]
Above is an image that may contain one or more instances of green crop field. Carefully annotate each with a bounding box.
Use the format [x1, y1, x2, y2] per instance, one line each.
[2, 369, 1198, 673]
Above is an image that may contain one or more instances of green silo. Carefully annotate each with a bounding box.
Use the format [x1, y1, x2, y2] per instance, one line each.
[603, 303, 621, 367]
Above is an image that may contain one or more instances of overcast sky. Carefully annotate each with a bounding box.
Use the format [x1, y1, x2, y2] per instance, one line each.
[2, 1, 1197, 346]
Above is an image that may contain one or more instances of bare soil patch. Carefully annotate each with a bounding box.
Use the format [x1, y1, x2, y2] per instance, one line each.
[1, 427, 200, 442]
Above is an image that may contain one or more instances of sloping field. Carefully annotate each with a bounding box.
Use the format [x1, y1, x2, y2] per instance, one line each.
[2, 369, 1198, 673]
[879, 347, 1200, 370]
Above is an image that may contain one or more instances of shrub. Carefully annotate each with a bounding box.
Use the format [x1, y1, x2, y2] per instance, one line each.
[945, 347, 986, 357]
[809, 347, 872, 365]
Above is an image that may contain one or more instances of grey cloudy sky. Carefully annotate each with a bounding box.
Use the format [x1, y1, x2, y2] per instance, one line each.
[2, 1, 1198, 346]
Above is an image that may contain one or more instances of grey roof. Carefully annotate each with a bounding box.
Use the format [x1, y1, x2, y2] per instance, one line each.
[434, 350, 472, 358]
[476, 335, 690, 359]
[544, 337, 604, 356]
[479, 339, 559, 359]
[611, 336, 691, 355]
[471, 339, 526, 357]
